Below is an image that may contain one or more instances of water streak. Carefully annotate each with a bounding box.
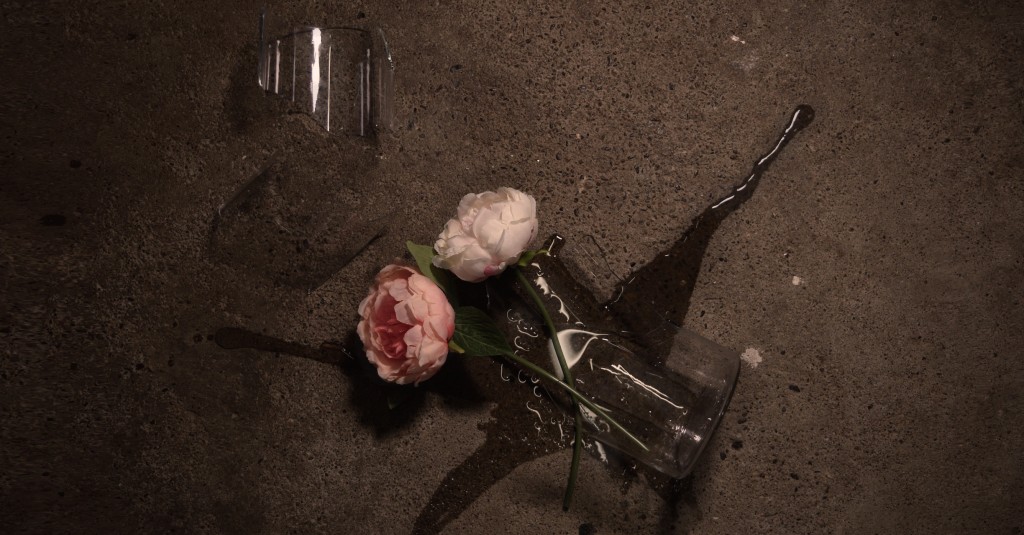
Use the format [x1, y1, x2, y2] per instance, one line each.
[607, 105, 815, 364]
[533, 269, 574, 322]
[597, 364, 687, 410]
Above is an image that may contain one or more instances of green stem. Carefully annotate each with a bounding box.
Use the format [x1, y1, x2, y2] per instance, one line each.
[514, 268, 583, 510]
[501, 350, 649, 454]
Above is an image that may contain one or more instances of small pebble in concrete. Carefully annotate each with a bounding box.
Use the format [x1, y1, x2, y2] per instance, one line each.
[741, 347, 763, 368]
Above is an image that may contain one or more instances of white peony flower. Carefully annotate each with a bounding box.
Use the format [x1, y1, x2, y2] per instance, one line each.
[433, 187, 538, 282]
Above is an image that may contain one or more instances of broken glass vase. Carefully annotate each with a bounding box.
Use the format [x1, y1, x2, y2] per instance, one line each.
[491, 235, 740, 478]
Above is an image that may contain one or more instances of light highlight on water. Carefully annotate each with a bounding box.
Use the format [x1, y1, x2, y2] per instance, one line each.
[548, 329, 606, 379]
[598, 363, 687, 411]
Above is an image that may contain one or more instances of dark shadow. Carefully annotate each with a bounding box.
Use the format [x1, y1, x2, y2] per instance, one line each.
[213, 327, 487, 437]
[411, 409, 564, 534]
[654, 475, 702, 533]
[212, 269, 708, 535]
[224, 43, 284, 135]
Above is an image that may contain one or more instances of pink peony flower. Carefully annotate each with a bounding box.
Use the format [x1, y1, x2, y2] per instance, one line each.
[357, 264, 456, 385]
[433, 187, 538, 282]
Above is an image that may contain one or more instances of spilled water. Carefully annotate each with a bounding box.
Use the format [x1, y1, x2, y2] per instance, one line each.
[608, 105, 815, 363]
[410, 105, 815, 533]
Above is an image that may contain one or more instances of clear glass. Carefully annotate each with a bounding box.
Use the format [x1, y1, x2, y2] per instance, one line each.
[209, 161, 390, 290]
[208, 12, 396, 288]
[257, 10, 394, 136]
[498, 236, 739, 478]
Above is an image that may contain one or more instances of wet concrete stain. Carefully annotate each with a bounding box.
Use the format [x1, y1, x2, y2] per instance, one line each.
[607, 105, 815, 363]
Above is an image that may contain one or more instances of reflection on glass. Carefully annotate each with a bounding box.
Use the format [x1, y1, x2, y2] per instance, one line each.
[257, 10, 394, 137]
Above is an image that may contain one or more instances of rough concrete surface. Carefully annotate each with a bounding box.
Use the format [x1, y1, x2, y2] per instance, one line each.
[2, 1, 1023, 533]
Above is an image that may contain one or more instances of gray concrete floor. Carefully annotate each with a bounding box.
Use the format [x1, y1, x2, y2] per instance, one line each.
[3, 1, 1023, 533]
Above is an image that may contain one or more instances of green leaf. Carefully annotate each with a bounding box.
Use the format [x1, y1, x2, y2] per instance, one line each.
[406, 241, 459, 306]
[406, 241, 441, 282]
[451, 306, 516, 357]
[517, 248, 550, 267]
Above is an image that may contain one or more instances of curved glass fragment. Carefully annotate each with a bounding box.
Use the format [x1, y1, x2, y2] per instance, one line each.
[257, 10, 394, 136]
